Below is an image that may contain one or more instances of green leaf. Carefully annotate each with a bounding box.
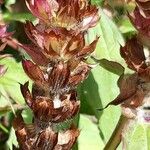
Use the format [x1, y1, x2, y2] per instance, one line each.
[0, 57, 31, 106]
[5, 0, 16, 5]
[78, 115, 104, 150]
[119, 19, 136, 34]
[86, 9, 125, 60]
[78, 9, 123, 143]
[7, 127, 18, 150]
[99, 59, 125, 76]
[91, 0, 104, 6]
[3, 13, 35, 22]
[124, 122, 150, 150]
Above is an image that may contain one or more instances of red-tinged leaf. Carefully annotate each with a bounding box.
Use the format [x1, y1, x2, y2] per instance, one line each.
[22, 60, 46, 85]
[120, 37, 147, 72]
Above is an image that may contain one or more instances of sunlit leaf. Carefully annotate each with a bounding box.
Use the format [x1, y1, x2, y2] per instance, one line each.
[124, 122, 150, 150]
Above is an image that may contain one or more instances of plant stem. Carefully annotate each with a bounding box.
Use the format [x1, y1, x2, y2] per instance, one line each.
[0, 123, 9, 134]
[104, 114, 129, 150]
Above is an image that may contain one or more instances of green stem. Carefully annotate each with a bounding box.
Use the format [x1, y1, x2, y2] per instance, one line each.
[104, 114, 129, 150]
[0, 123, 9, 134]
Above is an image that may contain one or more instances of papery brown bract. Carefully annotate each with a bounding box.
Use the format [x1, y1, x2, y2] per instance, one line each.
[128, 1, 150, 48]
[23, 22, 99, 63]
[22, 60, 47, 87]
[20, 82, 80, 123]
[105, 74, 145, 108]
[120, 37, 147, 72]
[129, 6, 150, 37]
[135, 0, 150, 18]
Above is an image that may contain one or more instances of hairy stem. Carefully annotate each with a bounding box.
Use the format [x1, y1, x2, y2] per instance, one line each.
[104, 114, 129, 150]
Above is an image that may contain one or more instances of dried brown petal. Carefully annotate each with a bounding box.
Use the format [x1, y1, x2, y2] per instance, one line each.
[136, 0, 150, 10]
[13, 114, 29, 150]
[13, 113, 59, 150]
[138, 66, 150, 81]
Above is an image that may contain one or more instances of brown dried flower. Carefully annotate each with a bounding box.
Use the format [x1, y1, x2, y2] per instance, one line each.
[103, 37, 150, 113]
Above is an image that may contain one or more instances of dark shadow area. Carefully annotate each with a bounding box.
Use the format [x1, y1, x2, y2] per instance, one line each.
[77, 72, 105, 143]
